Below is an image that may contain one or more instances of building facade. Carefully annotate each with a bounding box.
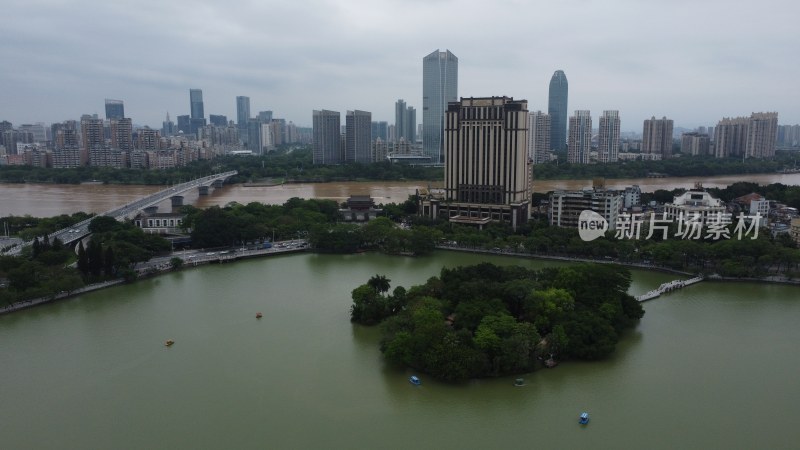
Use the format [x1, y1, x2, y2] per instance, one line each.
[745, 112, 778, 158]
[527, 111, 551, 164]
[568, 110, 591, 164]
[549, 189, 622, 230]
[642, 116, 674, 159]
[345, 110, 372, 163]
[664, 188, 726, 224]
[422, 49, 458, 163]
[394, 100, 416, 143]
[597, 110, 620, 163]
[714, 117, 749, 158]
[680, 132, 710, 156]
[104, 99, 124, 120]
[312, 110, 341, 164]
[548, 70, 568, 152]
[420, 96, 531, 229]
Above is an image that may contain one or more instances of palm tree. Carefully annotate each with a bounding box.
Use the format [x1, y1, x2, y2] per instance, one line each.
[367, 274, 391, 295]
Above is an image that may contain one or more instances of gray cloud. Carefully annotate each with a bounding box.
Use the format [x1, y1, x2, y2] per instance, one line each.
[1, 0, 797, 131]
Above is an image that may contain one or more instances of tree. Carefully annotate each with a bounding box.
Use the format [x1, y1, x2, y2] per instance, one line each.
[104, 246, 116, 276]
[77, 241, 89, 278]
[169, 257, 184, 270]
[367, 274, 391, 294]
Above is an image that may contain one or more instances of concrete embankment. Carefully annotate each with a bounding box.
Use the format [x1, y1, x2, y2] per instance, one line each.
[0, 280, 125, 315]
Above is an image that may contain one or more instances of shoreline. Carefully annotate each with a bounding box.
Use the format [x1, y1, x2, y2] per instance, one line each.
[4, 246, 798, 316]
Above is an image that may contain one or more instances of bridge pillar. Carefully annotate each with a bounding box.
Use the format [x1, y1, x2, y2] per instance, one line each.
[170, 195, 184, 208]
[198, 185, 209, 196]
[212, 179, 224, 187]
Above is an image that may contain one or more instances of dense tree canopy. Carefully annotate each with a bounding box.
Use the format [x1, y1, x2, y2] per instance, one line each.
[352, 263, 643, 381]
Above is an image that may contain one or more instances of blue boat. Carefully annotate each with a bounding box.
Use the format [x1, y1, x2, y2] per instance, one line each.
[409, 375, 421, 385]
[579, 412, 590, 425]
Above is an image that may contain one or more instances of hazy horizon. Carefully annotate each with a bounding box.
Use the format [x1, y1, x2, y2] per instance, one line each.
[2, 0, 797, 130]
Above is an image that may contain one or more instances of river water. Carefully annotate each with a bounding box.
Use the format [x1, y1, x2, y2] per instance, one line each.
[1, 251, 798, 449]
[2, 172, 800, 217]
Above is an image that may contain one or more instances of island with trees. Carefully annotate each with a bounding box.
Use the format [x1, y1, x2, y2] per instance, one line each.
[350, 263, 644, 382]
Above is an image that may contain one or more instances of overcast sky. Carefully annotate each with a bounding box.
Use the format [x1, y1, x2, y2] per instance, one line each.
[1, 0, 797, 131]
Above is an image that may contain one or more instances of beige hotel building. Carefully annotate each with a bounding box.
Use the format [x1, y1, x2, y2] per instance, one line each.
[419, 96, 531, 230]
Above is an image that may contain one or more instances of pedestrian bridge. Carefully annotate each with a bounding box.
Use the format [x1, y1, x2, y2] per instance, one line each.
[3, 171, 237, 254]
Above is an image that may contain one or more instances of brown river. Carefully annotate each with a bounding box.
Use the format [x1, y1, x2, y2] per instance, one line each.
[2, 173, 800, 217]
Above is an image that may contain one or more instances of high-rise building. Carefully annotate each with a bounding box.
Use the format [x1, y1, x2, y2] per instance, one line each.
[681, 132, 710, 156]
[313, 110, 341, 164]
[162, 112, 175, 137]
[247, 118, 263, 153]
[371, 121, 388, 141]
[110, 118, 133, 151]
[420, 96, 531, 229]
[346, 110, 372, 163]
[394, 100, 416, 142]
[745, 112, 778, 158]
[642, 116, 674, 159]
[190, 89, 204, 119]
[258, 111, 273, 123]
[527, 111, 551, 164]
[598, 110, 621, 163]
[568, 110, 591, 164]
[236, 96, 250, 146]
[778, 124, 800, 147]
[81, 117, 105, 151]
[176, 115, 190, 135]
[209, 115, 228, 127]
[105, 99, 124, 120]
[714, 117, 749, 158]
[422, 49, 458, 163]
[548, 70, 568, 152]
[236, 96, 250, 128]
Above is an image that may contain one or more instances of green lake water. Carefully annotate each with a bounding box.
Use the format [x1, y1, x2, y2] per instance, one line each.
[2, 251, 799, 449]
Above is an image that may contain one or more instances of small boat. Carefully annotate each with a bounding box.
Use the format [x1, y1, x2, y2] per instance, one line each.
[165, 339, 174, 347]
[409, 375, 421, 385]
[256, 312, 263, 319]
[514, 378, 525, 387]
[579, 412, 590, 425]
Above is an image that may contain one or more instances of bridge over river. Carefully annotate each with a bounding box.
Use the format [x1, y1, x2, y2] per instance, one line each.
[2, 171, 237, 255]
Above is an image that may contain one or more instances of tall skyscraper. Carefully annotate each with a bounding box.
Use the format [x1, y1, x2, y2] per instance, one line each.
[346, 110, 372, 163]
[190, 89, 204, 119]
[427, 96, 531, 229]
[642, 116, 674, 159]
[104, 99, 124, 120]
[548, 70, 568, 152]
[568, 110, 591, 164]
[598, 110, 621, 163]
[236, 96, 250, 128]
[394, 100, 416, 143]
[422, 49, 458, 163]
[527, 111, 551, 164]
[313, 110, 341, 164]
[371, 121, 388, 141]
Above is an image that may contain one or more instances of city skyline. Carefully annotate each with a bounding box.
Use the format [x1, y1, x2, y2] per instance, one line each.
[1, 1, 798, 129]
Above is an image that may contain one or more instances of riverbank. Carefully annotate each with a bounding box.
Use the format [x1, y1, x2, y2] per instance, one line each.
[3, 244, 797, 316]
[0, 279, 124, 315]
